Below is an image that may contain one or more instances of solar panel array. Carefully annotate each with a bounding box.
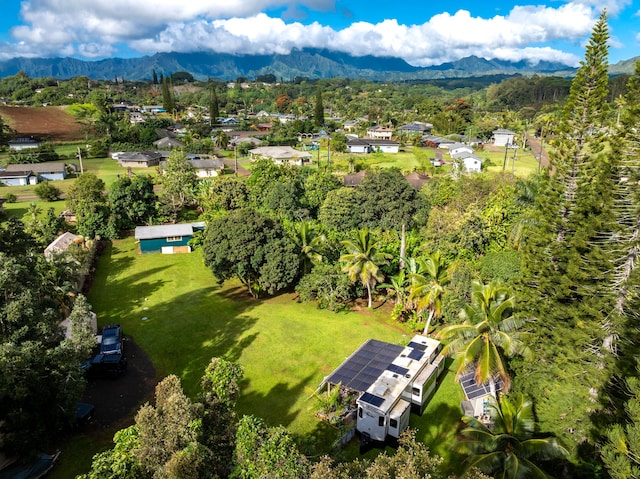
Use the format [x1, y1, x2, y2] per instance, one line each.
[326, 339, 404, 392]
[460, 371, 503, 400]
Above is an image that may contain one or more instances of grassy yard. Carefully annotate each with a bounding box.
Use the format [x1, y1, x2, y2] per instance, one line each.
[59, 236, 467, 474]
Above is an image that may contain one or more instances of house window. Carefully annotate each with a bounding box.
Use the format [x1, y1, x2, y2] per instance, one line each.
[166, 236, 183, 242]
[412, 387, 420, 396]
[378, 416, 385, 427]
[390, 418, 398, 429]
[358, 407, 362, 418]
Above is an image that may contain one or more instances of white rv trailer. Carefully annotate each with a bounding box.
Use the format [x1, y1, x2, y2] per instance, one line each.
[355, 335, 445, 443]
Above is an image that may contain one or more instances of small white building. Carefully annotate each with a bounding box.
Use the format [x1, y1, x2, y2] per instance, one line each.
[492, 129, 516, 147]
[451, 151, 484, 173]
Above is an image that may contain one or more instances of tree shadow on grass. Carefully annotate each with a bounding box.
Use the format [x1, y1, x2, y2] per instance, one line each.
[238, 372, 317, 430]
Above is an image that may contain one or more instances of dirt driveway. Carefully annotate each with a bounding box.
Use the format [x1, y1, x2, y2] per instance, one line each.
[81, 337, 157, 431]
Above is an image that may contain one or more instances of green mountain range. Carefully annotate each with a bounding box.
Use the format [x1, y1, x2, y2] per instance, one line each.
[0, 48, 635, 81]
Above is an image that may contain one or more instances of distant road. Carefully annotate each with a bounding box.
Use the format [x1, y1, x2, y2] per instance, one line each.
[524, 132, 551, 171]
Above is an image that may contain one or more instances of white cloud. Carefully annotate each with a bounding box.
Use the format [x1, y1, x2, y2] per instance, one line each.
[1, 0, 629, 67]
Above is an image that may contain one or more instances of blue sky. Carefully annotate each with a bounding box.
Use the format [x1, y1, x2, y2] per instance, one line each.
[0, 0, 637, 66]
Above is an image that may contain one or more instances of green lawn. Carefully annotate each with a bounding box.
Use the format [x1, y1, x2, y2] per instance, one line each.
[68, 237, 466, 473]
[86, 237, 416, 431]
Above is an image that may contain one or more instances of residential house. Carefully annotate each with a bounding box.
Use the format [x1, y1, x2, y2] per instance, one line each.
[343, 170, 366, 187]
[366, 126, 393, 140]
[229, 136, 263, 148]
[134, 222, 206, 254]
[189, 159, 225, 177]
[451, 151, 484, 173]
[0, 162, 68, 186]
[117, 151, 163, 168]
[398, 122, 433, 135]
[367, 139, 400, 154]
[346, 138, 371, 154]
[248, 146, 312, 166]
[0, 169, 37, 186]
[492, 129, 516, 147]
[422, 135, 456, 148]
[8, 137, 41, 151]
[448, 143, 474, 157]
[404, 171, 430, 190]
[44, 231, 79, 260]
[347, 138, 400, 154]
[153, 137, 185, 149]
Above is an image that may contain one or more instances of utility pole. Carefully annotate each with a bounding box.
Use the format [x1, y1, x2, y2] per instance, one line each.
[502, 143, 509, 171]
[234, 146, 238, 176]
[77, 146, 84, 174]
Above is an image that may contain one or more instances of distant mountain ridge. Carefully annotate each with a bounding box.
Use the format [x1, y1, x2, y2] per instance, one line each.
[0, 48, 632, 81]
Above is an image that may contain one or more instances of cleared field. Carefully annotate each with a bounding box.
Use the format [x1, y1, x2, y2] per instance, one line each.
[0, 105, 85, 141]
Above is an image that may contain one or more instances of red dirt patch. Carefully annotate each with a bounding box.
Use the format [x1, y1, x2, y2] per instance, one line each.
[0, 105, 85, 141]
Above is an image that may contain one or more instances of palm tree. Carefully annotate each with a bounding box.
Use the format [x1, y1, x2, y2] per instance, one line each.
[291, 222, 325, 275]
[458, 393, 568, 478]
[436, 279, 531, 391]
[340, 229, 391, 308]
[380, 269, 407, 306]
[407, 252, 449, 335]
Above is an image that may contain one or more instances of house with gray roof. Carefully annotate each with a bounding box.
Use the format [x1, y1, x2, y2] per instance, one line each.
[398, 122, 433, 135]
[134, 222, 206, 254]
[8, 137, 41, 151]
[117, 151, 163, 168]
[0, 162, 67, 185]
[249, 146, 312, 166]
[153, 137, 184, 149]
[492, 129, 516, 147]
[346, 138, 400, 154]
[0, 169, 37, 186]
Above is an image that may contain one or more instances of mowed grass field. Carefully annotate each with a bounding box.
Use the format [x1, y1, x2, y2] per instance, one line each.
[87, 237, 414, 434]
[47, 236, 467, 478]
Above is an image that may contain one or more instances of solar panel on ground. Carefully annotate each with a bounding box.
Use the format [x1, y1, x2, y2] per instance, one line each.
[325, 339, 404, 392]
[460, 371, 494, 400]
[360, 392, 385, 407]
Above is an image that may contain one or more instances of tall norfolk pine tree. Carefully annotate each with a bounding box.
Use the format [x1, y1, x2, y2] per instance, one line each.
[514, 11, 620, 452]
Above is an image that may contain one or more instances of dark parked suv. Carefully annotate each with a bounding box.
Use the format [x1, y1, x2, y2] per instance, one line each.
[100, 324, 123, 355]
[82, 324, 127, 377]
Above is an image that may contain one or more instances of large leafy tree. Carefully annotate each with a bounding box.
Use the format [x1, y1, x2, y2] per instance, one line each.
[318, 187, 362, 232]
[108, 174, 157, 230]
[0, 223, 92, 456]
[458, 393, 568, 478]
[67, 172, 116, 238]
[233, 415, 310, 479]
[437, 280, 531, 391]
[340, 229, 392, 308]
[158, 149, 198, 222]
[357, 168, 423, 230]
[202, 208, 299, 297]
